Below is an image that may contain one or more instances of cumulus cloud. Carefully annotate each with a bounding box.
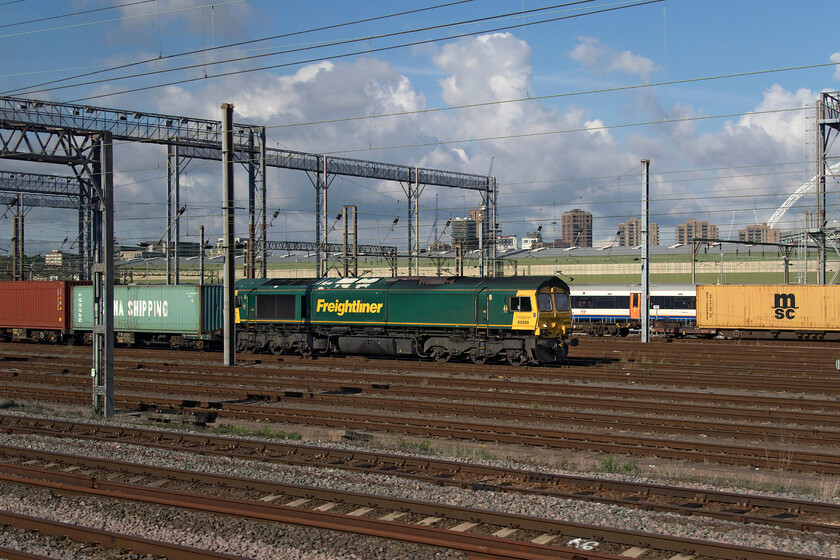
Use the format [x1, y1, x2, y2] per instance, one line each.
[55, 29, 821, 249]
[639, 85, 818, 231]
[570, 37, 656, 81]
[686, 85, 814, 169]
[434, 33, 532, 105]
[584, 119, 608, 138]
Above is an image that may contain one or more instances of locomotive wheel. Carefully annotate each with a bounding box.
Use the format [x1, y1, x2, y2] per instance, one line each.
[430, 346, 450, 363]
[268, 341, 285, 355]
[506, 350, 527, 366]
[469, 348, 486, 364]
[558, 344, 569, 360]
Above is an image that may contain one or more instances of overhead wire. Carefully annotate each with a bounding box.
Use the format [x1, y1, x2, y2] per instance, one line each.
[2, 0, 476, 95]
[2, 2, 832, 247]
[0, 0, 246, 40]
[20, 1, 613, 99]
[326, 105, 811, 155]
[266, 61, 840, 132]
[3, 0, 824, 162]
[0, 0, 155, 30]
[33, 0, 663, 102]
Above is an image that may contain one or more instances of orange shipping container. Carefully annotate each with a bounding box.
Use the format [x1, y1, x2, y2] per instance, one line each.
[0, 280, 79, 331]
[696, 284, 840, 331]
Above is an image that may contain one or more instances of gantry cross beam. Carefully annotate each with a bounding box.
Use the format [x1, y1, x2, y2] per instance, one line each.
[0, 113, 115, 418]
[1, 96, 497, 277]
[0, 170, 91, 277]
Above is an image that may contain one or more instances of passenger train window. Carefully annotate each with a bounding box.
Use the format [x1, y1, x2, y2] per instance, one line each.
[509, 296, 532, 312]
[676, 296, 695, 309]
[647, 296, 695, 310]
[536, 293, 553, 312]
[553, 293, 570, 311]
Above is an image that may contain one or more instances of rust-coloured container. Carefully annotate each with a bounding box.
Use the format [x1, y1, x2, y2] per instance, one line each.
[0, 280, 78, 331]
[696, 284, 840, 331]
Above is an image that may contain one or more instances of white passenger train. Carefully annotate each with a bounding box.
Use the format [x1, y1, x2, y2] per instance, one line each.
[570, 284, 697, 336]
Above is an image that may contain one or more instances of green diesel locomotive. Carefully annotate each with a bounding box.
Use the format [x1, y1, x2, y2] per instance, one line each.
[235, 275, 575, 365]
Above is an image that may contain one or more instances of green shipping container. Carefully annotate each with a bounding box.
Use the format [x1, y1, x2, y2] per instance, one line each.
[71, 285, 223, 335]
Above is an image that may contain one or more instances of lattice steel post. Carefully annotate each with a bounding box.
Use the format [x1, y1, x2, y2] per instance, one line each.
[343, 205, 358, 277]
[222, 103, 236, 366]
[92, 133, 114, 417]
[259, 128, 268, 277]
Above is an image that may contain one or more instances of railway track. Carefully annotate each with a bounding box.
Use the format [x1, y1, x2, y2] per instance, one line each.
[2, 382, 839, 471]
[0, 509, 248, 560]
[7, 364, 840, 423]
[5, 335, 840, 377]
[1, 414, 839, 535]
[3, 340, 840, 473]
[2, 337, 840, 558]
[0, 435, 832, 560]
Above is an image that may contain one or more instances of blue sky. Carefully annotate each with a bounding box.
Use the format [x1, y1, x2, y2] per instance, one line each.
[2, 0, 840, 253]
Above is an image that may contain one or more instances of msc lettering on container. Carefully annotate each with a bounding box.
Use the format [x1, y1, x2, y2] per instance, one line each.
[772, 293, 797, 320]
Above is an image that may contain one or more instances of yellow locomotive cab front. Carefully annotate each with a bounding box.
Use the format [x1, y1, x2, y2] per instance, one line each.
[534, 288, 572, 338]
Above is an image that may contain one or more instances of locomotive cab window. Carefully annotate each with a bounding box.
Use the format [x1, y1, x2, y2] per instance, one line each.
[509, 296, 532, 312]
[553, 293, 570, 311]
[536, 293, 553, 312]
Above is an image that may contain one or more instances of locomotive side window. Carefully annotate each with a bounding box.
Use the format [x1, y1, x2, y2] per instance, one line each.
[537, 293, 553, 312]
[509, 296, 532, 312]
[256, 294, 296, 320]
[553, 293, 570, 311]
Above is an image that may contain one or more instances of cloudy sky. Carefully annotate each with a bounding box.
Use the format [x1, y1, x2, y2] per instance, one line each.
[2, 0, 840, 254]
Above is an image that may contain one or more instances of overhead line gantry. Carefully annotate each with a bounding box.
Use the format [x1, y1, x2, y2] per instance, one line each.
[1, 95, 497, 418]
[1, 96, 497, 279]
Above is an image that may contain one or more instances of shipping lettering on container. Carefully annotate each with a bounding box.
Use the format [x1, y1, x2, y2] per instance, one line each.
[772, 293, 797, 320]
[114, 299, 169, 318]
